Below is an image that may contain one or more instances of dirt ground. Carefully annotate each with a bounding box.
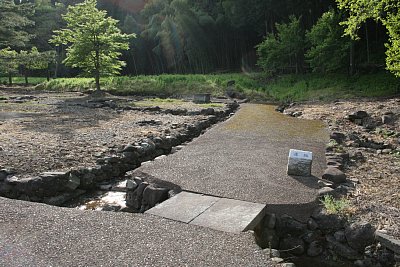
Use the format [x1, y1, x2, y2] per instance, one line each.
[285, 97, 400, 239]
[0, 87, 223, 177]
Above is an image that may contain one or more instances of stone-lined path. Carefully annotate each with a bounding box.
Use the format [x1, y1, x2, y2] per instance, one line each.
[138, 104, 329, 222]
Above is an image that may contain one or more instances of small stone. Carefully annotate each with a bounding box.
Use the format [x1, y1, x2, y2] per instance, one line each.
[281, 263, 296, 267]
[345, 222, 376, 252]
[317, 180, 333, 188]
[271, 257, 284, 263]
[307, 218, 318, 231]
[382, 114, 393, 124]
[141, 185, 169, 210]
[322, 167, 346, 184]
[307, 241, 323, 257]
[264, 213, 277, 229]
[330, 132, 346, 144]
[263, 248, 280, 258]
[318, 187, 334, 196]
[326, 235, 362, 260]
[126, 179, 137, 190]
[382, 149, 392, 154]
[334, 230, 346, 243]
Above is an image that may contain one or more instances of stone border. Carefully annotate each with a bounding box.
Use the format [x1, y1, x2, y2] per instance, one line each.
[0, 102, 240, 207]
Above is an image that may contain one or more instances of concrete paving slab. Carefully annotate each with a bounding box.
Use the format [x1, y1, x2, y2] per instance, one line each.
[145, 191, 219, 223]
[190, 198, 266, 233]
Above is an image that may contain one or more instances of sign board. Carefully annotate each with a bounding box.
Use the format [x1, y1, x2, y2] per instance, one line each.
[289, 149, 313, 160]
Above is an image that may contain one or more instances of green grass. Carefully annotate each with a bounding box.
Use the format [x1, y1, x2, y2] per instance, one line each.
[0, 76, 47, 85]
[265, 72, 400, 101]
[6, 71, 399, 102]
[321, 195, 352, 217]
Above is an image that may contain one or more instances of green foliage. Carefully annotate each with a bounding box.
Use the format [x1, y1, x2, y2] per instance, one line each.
[337, 0, 400, 77]
[50, 0, 135, 90]
[0, 47, 19, 75]
[20, 47, 55, 72]
[320, 195, 351, 216]
[0, 0, 35, 48]
[306, 11, 351, 73]
[256, 16, 305, 74]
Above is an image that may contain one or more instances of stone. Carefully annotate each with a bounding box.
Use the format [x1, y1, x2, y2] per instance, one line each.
[281, 263, 296, 267]
[0, 169, 8, 181]
[280, 236, 305, 255]
[126, 179, 137, 191]
[345, 222, 376, 252]
[382, 114, 393, 124]
[334, 230, 346, 243]
[307, 218, 318, 231]
[263, 248, 280, 258]
[311, 208, 345, 232]
[133, 176, 143, 186]
[375, 231, 400, 255]
[307, 241, 323, 257]
[322, 167, 346, 184]
[287, 149, 313, 176]
[141, 185, 169, 210]
[65, 173, 80, 191]
[330, 132, 346, 144]
[125, 182, 149, 210]
[348, 111, 369, 123]
[318, 187, 334, 196]
[276, 214, 307, 237]
[302, 230, 322, 244]
[326, 235, 362, 260]
[271, 257, 284, 263]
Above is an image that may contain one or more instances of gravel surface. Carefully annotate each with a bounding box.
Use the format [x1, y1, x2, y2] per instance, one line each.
[0, 197, 273, 267]
[0, 89, 218, 177]
[285, 98, 400, 238]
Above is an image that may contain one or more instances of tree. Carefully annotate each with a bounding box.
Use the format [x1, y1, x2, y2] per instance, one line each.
[0, 47, 19, 85]
[0, 0, 35, 48]
[256, 16, 305, 74]
[337, 0, 400, 76]
[50, 0, 135, 91]
[19, 47, 55, 84]
[306, 11, 351, 73]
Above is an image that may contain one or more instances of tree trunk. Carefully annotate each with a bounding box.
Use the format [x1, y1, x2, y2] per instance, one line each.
[95, 49, 100, 91]
[365, 23, 370, 63]
[349, 41, 355, 75]
[24, 67, 28, 85]
[8, 72, 12, 85]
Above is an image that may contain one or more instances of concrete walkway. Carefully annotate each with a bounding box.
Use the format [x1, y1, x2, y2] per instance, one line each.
[0, 197, 271, 267]
[137, 104, 329, 221]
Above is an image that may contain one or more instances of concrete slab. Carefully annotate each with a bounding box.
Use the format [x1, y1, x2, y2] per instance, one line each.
[190, 198, 266, 233]
[145, 191, 220, 223]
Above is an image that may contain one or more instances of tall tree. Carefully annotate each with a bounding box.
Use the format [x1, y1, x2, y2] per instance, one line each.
[337, 0, 400, 76]
[50, 0, 135, 91]
[306, 11, 351, 73]
[256, 16, 305, 75]
[0, 47, 19, 85]
[0, 0, 35, 48]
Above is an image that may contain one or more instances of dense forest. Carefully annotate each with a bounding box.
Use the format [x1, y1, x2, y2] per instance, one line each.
[0, 0, 396, 79]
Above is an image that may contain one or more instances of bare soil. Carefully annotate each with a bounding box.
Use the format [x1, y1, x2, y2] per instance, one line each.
[0, 87, 223, 177]
[285, 97, 400, 239]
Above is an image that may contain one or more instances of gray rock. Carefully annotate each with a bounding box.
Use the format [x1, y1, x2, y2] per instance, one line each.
[311, 208, 345, 232]
[334, 230, 346, 243]
[307, 241, 323, 257]
[126, 179, 137, 191]
[101, 204, 121, 212]
[345, 222, 376, 252]
[318, 187, 334, 196]
[0, 169, 9, 181]
[382, 114, 393, 124]
[348, 111, 369, 123]
[281, 263, 296, 267]
[276, 215, 307, 237]
[271, 257, 284, 263]
[302, 230, 322, 244]
[65, 173, 80, 191]
[307, 218, 318, 231]
[326, 235, 362, 260]
[133, 176, 143, 186]
[330, 132, 346, 144]
[375, 231, 400, 254]
[322, 167, 346, 184]
[125, 182, 148, 210]
[263, 248, 280, 258]
[280, 236, 305, 255]
[44, 189, 86, 206]
[141, 185, 169, 210]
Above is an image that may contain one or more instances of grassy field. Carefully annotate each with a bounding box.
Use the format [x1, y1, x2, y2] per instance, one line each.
[0, 76, 48, 85]
[2, 72, 399, 102]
